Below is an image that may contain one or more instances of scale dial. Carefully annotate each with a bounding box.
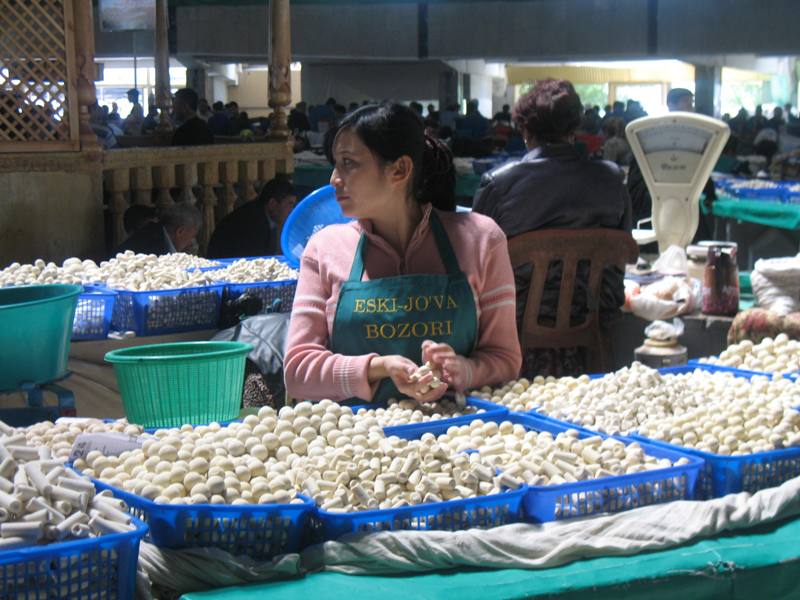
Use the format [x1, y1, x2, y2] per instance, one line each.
[635, 126, 714, 184]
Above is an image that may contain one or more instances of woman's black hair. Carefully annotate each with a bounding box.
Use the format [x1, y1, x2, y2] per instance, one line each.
[334, 102, 456, 211]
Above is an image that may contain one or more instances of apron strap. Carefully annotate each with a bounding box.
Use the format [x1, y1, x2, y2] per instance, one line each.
[346, 209, 464, 282]
[428, 210, 463, 276]
[347, 233, 369, 282]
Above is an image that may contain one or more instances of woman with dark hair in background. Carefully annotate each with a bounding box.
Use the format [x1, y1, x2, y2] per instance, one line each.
[284, 102, 521, 404]
[473, 79, 631, 377]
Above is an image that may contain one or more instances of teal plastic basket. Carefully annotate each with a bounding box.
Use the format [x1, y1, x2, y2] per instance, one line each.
[0, 284, 81, 392]
[104, 341, 252, 428]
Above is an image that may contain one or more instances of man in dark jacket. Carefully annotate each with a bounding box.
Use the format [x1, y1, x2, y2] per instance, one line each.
[172, 88, 214, 146]
[207, 176, 297, 259]
[115, 202, 202, 256]
[473, 79, 631, 376]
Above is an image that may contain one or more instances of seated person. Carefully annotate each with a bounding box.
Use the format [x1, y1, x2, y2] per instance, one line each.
[115, 202, 201, 256]
[122, 204, 158, 237]
[171, 88, 214, 146]
[284, 102, 521, 404]
[473, 79, 631, 377]
[207, 175, 298, 259]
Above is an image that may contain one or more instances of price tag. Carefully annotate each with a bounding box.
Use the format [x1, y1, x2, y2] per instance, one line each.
[69, 432, 143, 463]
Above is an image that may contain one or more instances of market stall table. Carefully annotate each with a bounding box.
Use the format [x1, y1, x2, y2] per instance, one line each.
[182, 513, 800, 600]
[704, 194, 800, 270]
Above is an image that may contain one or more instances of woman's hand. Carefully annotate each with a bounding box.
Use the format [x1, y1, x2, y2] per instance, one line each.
[421, 340, 470, 391]
[368, 355, 448, 403]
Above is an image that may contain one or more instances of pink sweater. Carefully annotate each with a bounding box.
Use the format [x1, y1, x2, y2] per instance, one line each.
[284, 205, 522, 402]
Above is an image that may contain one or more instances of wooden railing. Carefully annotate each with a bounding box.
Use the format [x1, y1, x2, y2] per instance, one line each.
[102, 140, 294, 250]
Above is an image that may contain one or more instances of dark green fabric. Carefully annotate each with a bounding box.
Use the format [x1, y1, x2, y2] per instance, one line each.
[703, 194, 800, 231]
[183, 515, 800, 600]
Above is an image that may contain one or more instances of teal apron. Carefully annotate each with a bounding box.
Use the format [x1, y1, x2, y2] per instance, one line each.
[330, 211, 478, 405]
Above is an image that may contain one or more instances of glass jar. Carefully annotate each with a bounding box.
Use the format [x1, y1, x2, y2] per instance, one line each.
[701, 242, 739, 316]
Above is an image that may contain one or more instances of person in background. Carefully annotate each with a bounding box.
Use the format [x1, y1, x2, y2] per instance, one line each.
[749, 105, 768, 132]
[284, 102, 521, 404]
[602, 100, 625, 126]
[207, 101, 231, 136]
[333, 104, 347, 126]
[426, 103, 439, 124]
[116, 203, 201, 256]
[197, 99, 212, 121]
[233, 111, 252, 135]
[171, 88, 214, 146]
[348, 102, 360, 113]
[493, 104, 512, 124]
[309, 98, 337, 132]
[579, 105, 602, 135]
[108, 102, 121, 123]
[122, 204, 158, 237]
[601, 117, 631, 166]
[785, 103, 798, 124]
[457, 99, 490, 138]
[439, 103, 459, 131]
[207, 175, 297, 259]
[89, 102, 117, 149]
[768, 106, 785, 130]
[287, 101, 311, 133]
[122, 89, 144, 134]
[473, 78, 631, 377]
[140, 106, 159, 134]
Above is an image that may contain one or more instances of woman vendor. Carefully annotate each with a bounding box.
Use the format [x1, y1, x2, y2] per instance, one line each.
[284, 102, 521, 404]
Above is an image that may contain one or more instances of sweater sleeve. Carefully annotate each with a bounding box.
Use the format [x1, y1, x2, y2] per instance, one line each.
[460, 233, 522, 389]
[283, 241, 379, 402]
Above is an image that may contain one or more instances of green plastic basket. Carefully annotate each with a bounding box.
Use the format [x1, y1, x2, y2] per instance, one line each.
[0, 284, 81, 392]
[104, 341, 252, 428]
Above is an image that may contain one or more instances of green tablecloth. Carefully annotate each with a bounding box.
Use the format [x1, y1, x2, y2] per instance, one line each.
[293, 165, 482, 201]
[183, 514, 800, 600]
[704, 194, 800, 230]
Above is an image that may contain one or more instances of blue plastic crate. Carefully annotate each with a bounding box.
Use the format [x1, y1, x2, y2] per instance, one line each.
[629, 431, 800, 500]
[91, 479, 314, 559]
[387, 412, 702, 522]
[223, 279, 297, 314]
[110, 283, 225, 336]
[0, 514, 147, 599]
[72, 284, 116, 341]
[615, 365, 800, 499]
[687, 358, 799, 379]
[509, 413, 702, 522]
[313, 483, 526, 540]
[351, 397, 509, 438]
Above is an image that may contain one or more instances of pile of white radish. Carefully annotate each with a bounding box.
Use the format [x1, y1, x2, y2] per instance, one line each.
[470, 363, 800, 454]
[431, 419, 689, 486]
[354, 398, 482, 427]
[205, 258, 298, 283]
[20, 419, 142, 462]
[0, 252, 220, 291]
[699, 333, 800, 374]
[0, 422, 138, 551]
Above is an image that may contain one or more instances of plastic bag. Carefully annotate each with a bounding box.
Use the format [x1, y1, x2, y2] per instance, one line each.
[751, 254, 800, 316]
[644, 318, 685, 341]
[652, 245, 688, 275]
[627, 276, 699, 321]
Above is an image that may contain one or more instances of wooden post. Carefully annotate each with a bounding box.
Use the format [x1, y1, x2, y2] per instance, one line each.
[268, 0, 291, 139]
[197, 161, 219, 251]
[72, 0, 100, 151]
[154, 0, 173, 137]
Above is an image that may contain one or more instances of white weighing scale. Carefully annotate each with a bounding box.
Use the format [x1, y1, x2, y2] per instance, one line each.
[625, 112, 730, 252]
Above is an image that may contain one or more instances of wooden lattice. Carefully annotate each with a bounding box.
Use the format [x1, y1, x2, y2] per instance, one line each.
[0, 0, 79, 151]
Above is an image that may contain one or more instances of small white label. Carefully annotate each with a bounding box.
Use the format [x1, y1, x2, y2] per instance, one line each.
[69, 433, 143, 462]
